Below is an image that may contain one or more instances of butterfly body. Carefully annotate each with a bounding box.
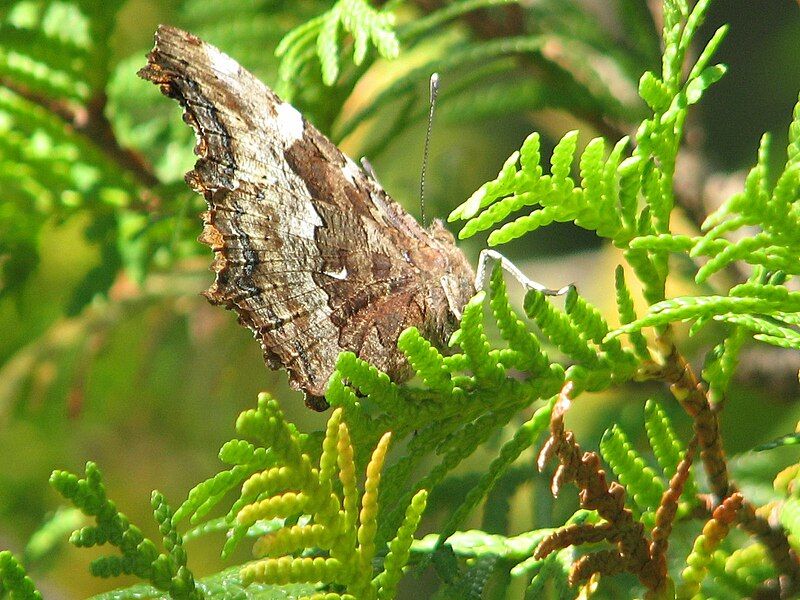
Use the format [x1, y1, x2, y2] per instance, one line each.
[139, 26, 475, 408]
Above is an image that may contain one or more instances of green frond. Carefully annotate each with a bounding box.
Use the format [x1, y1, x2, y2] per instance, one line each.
[49, 462, 201, 598]
[641, 167, 672, 237]
[335, 352, 401, 408]
[373, 359, 544, 530]
[598, 138, 630, 235]
[415, 527, 555, 566]
[621, 250, 664, 308]
[325, 372, 361, 411]
[754, 433, 800, 452]
[451, 149, 525, 228]
[451, 123, 642, 246]
[317, 6, 343, 85]
[397, 328, 454, 394]
[524, 290, 599, 366]
[695, 233, 774, 283]
[24, 507, 84, 565]
[485, 205, 561, 246]
[600, 424, 665, 516]
[434, 398, 555, 552]
[275, 15, 327, 97]
[150, 491, 196, 593]
[550, 130, 580, 189]
[325, 374, 391, 468]
[711, 544, 775, 598]
[679, 0, 712, 56]
[524, 552, 572, 599]
[715, 314, 799, 350]
[436, 554, 498, 599]
[685, 64, 727, 107]
[780, 498, 800, 542]
[579, 137, 605, 208]
[374, 489, 427, 600]
[0, 25, 89, 100]
[210, 403, 425, 598]
[644, 400, 698, 503]
[0, 550, 43, 599]
[0, 0, 123, 101]
[691, 94, 800, 281]
[217, 396, 315, 558]
[790, 93, 800, 164]
[487, 263, 550, 374]
[614, 265, 651, 360]
[628, 233, 697, 253]
[353, 432, 392, 596]
[0, 0, 169, 300]
[236, 393, 307, 466]
[638, 71, 672, 112]
[379, 405, 518, 543]
[564, 286, 635, 370]
[174, 461, 269, 526]
[338, 423, 361, 555]
[608, 285, 800, 339]
[183, 516, 283, 545]
[453, 292, 506, 388]
[276, 0, 398, 91]
[320, 406, 345, 485]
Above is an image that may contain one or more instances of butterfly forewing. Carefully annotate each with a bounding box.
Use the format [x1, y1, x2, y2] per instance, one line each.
[139, 25, 475, 408]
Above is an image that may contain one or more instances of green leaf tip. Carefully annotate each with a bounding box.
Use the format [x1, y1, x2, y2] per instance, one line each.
[0, 551, 43, 600]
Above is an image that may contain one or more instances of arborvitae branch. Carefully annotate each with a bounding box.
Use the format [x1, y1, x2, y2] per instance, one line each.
[645, 400, 699, 504]
[600, 424, 665, 516]
[0, 551, 43, 600]
[49, 462, 202, 598]
[679, 492, 744, 599]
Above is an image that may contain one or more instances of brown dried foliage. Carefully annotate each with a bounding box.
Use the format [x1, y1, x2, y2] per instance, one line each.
[535, 382, 668, 594]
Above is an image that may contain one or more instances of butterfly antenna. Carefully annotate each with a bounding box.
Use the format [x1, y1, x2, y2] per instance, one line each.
[419, 72, 439, 227]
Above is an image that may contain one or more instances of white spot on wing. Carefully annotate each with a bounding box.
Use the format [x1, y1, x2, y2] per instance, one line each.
[341, 158, 361, 183]
[324, 267, 348, 280]
[275, 101, 305, 144]
[205, 46, 240, 77]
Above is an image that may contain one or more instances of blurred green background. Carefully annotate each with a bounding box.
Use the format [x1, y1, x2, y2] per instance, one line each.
[1, 0, 799, 597]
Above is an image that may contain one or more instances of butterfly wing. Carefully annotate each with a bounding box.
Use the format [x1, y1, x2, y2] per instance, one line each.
[139, 26, 474, 407]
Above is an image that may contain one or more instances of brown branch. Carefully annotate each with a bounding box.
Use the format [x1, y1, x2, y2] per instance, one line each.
[649, 438, 697, 577]
[81, 93, 161, 190]
[0, 77, 161, 209]
[649, 338, 800, 596]
[655, 338, 730, 502]
[737, 500, 800, 599]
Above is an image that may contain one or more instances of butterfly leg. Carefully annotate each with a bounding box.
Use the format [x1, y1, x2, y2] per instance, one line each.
[475, 249, 573, 296]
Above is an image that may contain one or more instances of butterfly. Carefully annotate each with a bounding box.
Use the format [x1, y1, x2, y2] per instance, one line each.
[139, 26, 476, 410]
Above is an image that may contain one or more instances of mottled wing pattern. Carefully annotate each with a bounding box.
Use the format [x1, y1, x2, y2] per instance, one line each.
[139, 26, 475, 408]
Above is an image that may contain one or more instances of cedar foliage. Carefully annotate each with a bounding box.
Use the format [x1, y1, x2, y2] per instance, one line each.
[2, 0, 800, 598]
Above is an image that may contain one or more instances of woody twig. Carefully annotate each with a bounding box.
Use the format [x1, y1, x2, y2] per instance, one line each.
[655, 337, 730, 502]
[535, 381, 669, 596]
[641, 332, 800, 596]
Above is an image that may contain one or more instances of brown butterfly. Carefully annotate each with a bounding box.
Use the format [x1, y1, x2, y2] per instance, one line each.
[139, 26, 476, 410]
